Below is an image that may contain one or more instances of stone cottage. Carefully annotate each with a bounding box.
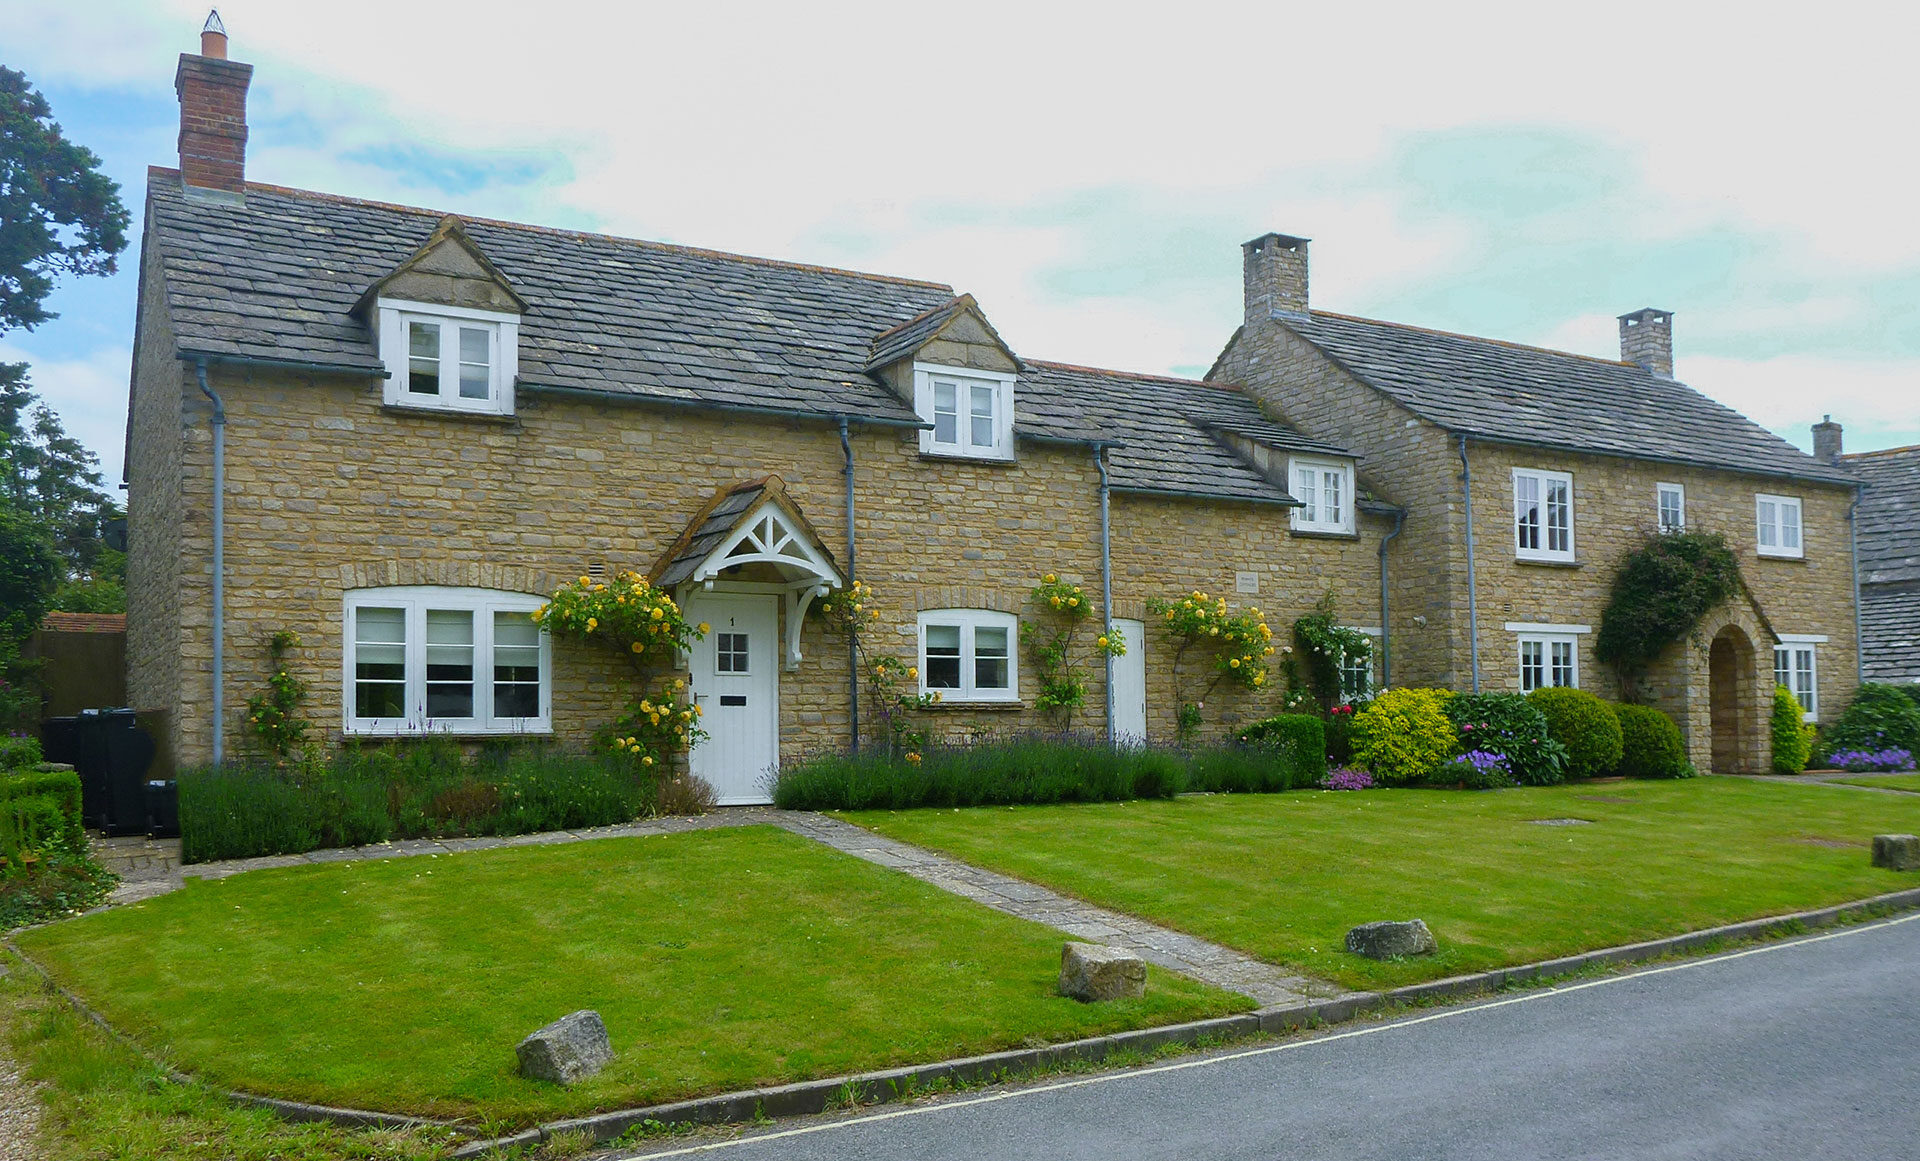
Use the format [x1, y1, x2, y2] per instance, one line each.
[1212, 234, 1861, 773]
[124, 27, 1397, 801]
[1842, 439, 1919, 684]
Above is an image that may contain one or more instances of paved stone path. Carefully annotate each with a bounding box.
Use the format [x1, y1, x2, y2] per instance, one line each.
[90, 808, 1337, 1006]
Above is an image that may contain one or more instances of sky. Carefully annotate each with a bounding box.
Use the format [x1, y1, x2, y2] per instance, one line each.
[5, 0, 1918, 489]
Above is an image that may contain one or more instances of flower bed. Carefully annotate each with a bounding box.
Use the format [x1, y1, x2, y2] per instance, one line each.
[1825, 748, 1916, 773]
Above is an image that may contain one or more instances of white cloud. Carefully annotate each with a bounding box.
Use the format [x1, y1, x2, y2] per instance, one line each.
[0, 341, 131, 488]
[1683, 355, 1920, 455]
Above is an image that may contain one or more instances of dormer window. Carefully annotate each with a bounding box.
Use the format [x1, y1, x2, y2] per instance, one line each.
[1289, 456, 1354, 534]
[377, 300, 519, 415]
[914, 363, 1014, 460]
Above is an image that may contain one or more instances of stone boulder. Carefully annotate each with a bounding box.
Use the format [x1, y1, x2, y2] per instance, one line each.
[1345, 920, 1438, 960]
[1872, 834, 1920, 871]
[516, 1010, 613, 1084]
[1058, 942, 1147, 1002]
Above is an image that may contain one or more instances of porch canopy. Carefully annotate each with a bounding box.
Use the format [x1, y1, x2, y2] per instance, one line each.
[652, 476, 845, 670]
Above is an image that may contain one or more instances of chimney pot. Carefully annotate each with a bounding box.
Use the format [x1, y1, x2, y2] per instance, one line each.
[1617, 307, 1674, 378]
[1242, 232, 1310, 326]
[1812, 415, 1844, 463]
[176, 11, 250, 196]
[200, 9, 228, 58]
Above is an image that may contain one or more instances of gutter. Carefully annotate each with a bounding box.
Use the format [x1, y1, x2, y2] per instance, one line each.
[838, 418, 858, 754]
[1110, 484, 1300, 509]
[1458, 433, 1481, 693]
[522, 381, 930, 431]
[177, 350, 390, 379]
[1096, 444, 1114, 744]
[1378, 507, 1406, 688]
[194, 358, 228, 766]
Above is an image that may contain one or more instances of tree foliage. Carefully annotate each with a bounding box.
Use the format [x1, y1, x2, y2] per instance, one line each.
[0, 65, 130, 332]
[1595, 531, 1743, 691]
[0, 362, 115, 576]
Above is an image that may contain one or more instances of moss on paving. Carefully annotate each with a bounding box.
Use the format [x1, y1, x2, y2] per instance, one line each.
[15, 825, 1245, 1126]
[850, 778, 1920, 991]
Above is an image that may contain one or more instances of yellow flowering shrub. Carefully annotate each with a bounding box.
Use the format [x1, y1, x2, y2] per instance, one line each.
[810, 580, 936, 755]
[1351, 688, 1458, 784]
[1145, 589, 1274, 743]
[1024, 574, 1125, 727]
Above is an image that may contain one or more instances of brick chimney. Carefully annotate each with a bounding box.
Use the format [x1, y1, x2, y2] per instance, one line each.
[1812, 414, 1844, 463]
[1618, 307, 1674, 378]
[1243, 233, 1310, 325]
[175, 10, 251, 196]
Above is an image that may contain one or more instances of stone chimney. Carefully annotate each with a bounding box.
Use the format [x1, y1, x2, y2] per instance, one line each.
[1618, 307, 1674, 378]
[1812, 414, 1844, 463]
[1243, 233, 1310, 325]
[175, 10, 251, 196]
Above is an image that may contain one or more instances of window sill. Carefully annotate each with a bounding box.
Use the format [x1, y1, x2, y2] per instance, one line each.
[917, 451, 1017, 467]
[924, 698, 1026, 711]
[1514, 557, 1582, 569]
[1290, 527, 1359, 541]
[340, 727, 554, 740]
[1756, 552, 1807, 563]
[381, 403, 520, 425]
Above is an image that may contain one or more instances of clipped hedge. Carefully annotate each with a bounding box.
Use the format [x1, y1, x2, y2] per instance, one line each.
[1443, 693, 1568, 786]
[0, 768, 84, 848]
[1770, 685, 1813, 774]
[1351, 688, 1458, 784]
[1527, 688, 1624, 779]
[180, 744, 656, 864]
[1612, 704, 1690, 779]
[773, 735, 1186, 811]
[0, 735, 43, 770]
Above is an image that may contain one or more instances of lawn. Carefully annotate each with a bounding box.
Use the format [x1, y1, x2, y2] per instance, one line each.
[848, 777, 1920, 991]
[1832, 774, 1920, 793]
[13, 825, 1245, 1127]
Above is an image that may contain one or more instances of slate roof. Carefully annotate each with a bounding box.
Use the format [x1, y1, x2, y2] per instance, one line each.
[141, 170, 1353, 506]
[652, 477, 841, 588]
[1861, 581, 1920, 683]
[1846, 445, 1920, 586]
[1268, 311, 1855, 486]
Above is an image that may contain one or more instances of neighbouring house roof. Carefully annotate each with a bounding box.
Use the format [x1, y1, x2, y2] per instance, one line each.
[1846, 444, 1920, 586]
[39, 612, 127, 633]
[1258, 311, 1856, 486]
[1860, 581, 1920, 683]
[141, 169, 1352, 507]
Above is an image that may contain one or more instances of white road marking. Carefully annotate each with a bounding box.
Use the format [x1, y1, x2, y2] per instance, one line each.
[622, 911, 1920, 1158]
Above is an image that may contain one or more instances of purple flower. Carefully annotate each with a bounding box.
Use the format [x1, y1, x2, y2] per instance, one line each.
[1321, 767, 1375, 791]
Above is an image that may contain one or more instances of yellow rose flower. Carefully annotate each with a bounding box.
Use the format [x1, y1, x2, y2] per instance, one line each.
[697, 622, 710, 634]
[674, 678, 686, 690]
[1230, 657, 1241, 668]
[586, 617, 598, 631]
[579, 576, 591, 586]
[907, 666, 919, 679]
[1067, 597, 1079, 607]
[1096, 636, 1109, 648]
[630, 641, 644, 653]
[1253, 674, 1266, 686]
[642, 755, 654, 766]
[651, 607, 664, 620]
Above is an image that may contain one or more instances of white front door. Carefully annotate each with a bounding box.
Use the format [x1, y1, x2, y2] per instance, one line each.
[1111, 617, 1147, 745]
[686, 591, 780, 805]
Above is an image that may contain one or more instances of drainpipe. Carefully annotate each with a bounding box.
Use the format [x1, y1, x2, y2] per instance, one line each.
[1096, 445, 1114, 745]
[1378, 507, 1405, 689]
[1849, 483, 1865, 685]
[838, 417, 858, 753]
[195, 358, 227, 766]
[1458, 433, 1481, 693]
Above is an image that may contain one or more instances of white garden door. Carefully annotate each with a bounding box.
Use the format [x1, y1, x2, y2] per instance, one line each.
[1111, 617, 1147, 745]
[686, 591, 780, 805]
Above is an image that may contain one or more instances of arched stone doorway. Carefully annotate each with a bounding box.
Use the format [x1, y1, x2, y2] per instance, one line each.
[1709, 626, 1757, 773]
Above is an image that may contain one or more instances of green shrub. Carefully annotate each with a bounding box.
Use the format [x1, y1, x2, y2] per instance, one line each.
[1823, 683, 1920, 757]
[773, 735, 1186, 811]
[1191, 716, 1327, 793]
[0, 734, 43, 770]
[1770, 685, 1813, 774]
[0, 767, 112, 928]
[0, 768, 83, 848]
[179, 744, 653, 864]
[1351, 688, 1458, 784]
[1612, 704, 1690, 778]
[1324, 707, 1358, 766]
[1443, 693, 1568, 786]
[1233, 715, 1328, 784]
[1526, 688, 1624, 779]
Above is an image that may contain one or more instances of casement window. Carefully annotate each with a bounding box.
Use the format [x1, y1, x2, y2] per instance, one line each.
[913, 364, 1015, 461]
[1507, 623, 1588, 692]
[1755, 493, 1804, 558]
[1774, 637, 1822, 721]
[1513, 468, 1575, 562]
[1289, 457, 1355, 534]
[917, 609, 1018, 701]
[1338, 632, 1378, 704]
[1657, 483, 1686, 533]
[376, 299, 520, 415]
[344, 587, 549, 734]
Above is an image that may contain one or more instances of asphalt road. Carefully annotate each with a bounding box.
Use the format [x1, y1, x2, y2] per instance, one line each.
[618, 913, 1920, 1161]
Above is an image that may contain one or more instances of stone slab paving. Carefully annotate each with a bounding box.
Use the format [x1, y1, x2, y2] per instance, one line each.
[89, 807, 1339, 1005]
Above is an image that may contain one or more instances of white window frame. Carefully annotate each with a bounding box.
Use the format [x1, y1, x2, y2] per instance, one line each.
[343, 586, 550, 735]
[377, 298, 520, 416]
[913, 363, 1015, 461]
[1338, 627, 1381, 704]
[1656, 482, 1686, 533]
[1774, 635, 1824, 722]
[1506, 622, 1589, 692]
[1755, 493, 1804, 559]
[917, 608, 1019, 702]
[1288, 456, 1356, 535]
[1512, 468, 1575, 562]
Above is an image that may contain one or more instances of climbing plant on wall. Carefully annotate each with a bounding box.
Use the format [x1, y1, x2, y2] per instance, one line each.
[1146, 588, 1274, 743]
[1291, 591, 1373, 711]
[1595, 531, 1743, 698]
[811, 580, 940, 757]
[1022, 573, 1125, 729]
